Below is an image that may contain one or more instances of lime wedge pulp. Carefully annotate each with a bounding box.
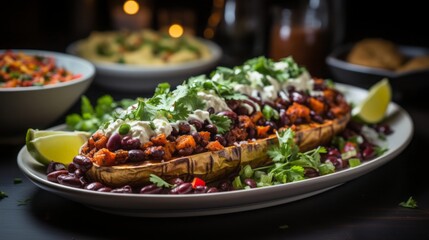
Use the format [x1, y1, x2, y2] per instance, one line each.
[352, 78, 392, 124]
[26, 128, 90, 166]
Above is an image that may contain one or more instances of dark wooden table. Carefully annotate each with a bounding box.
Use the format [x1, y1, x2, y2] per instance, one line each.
[1, 83, 428, 240]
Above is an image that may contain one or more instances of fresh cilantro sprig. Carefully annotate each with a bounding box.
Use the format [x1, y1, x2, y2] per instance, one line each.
[66, 95, 136, 132]
[210, 115, 232, 134]
[133, 82, 205, 122]
[237, 128, 330, 187]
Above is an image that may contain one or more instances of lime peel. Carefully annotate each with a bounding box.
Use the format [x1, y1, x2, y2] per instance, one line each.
[352, 78, 391, 124]
[26, 128, 90, 166]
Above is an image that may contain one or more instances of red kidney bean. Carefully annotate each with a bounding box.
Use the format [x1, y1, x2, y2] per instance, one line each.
[170, 127, 179, 136]
[73, 155, 93, 171]
[169, 177, 184, 186]
[128, 149, 145, 162]
[46, 161, 66, 174]
[147, 146, 165, 159]
[67, 162, 79, 173]
[74, 168, 84, 177]
[207, 187, 219, 193]
[85, 182, 104, 191]
[194, 185, 208, 194]
[140, 184, 163, 194]
[47, 170, 69, 183]
[121, 136, 141, 150]
[111, 185, 133, 193]
[169, 182, 193, 194]
[97, 187, 112, 192]
[57, 174, 83, 188]
[244, 179, 257, 188]
[178, 147, 193, 156]
[218, 180, 232, 191]
[106, 133, 122, 151]
[217, 110, 237, 120]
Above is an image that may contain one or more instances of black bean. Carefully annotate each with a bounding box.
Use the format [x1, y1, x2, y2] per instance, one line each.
[226, 100, 240, 110]
[178, 147, 193, 156]
[170, 182, 193, 194]
[178, 122, 191, 134]
[279, 109, 290, 126]
[304, 167, 319, 178]
[47, 170, 68, 183]
[46, 161, 66, 174]
[128, 149, 145, 162]
[310, 111, 324, 123]
[170, 127, 179, 136]
[247, 128, 256, 139]
[106, 133, 122, 151]
[217, 110, 237, 120]
[57, 174, 83, 188]
[169, 177, 184, 186]
[167, 135, 176, 142]
[194, 145, 205, 154]
[236, 106, 249, 116]
[242, 99, 257, 113]
[188, 119, 203, 131]
[140, 184, 163, 194]
[207, 107, 215, 114]
[204, 124, 218, 135]
[85, 182, 104, 191]
[191, 132, 202, 144]
[291, 92, 306, 104]
[214, 134, 227, 146]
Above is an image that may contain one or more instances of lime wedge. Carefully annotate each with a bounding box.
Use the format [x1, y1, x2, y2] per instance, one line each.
[352, 78, 392, 124]
[26, 128, 90, 166]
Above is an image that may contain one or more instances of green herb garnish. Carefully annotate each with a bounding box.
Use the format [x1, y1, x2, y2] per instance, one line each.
[399, 196, 418, 209]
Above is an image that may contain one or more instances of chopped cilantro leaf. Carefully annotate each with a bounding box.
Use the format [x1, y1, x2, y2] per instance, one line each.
[399, 196, 418, 209]
[13, 178, 22, 184]
[0, 191, 8, 200]
[210, 115, 232, 134]
[149, 174, 172, 188]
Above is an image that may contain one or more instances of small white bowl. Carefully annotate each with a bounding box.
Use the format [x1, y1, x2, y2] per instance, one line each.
[66, 38, 222, 92]
[0, 49, 95, 144]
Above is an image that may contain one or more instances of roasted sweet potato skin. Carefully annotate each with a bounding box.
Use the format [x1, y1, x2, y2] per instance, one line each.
[85, 113, 350, 188]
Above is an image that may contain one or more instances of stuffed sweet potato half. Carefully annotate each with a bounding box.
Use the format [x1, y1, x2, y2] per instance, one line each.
[74, 57, 351, 188]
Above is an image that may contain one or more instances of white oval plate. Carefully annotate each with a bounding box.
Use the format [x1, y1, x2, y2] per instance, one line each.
[17, 84, 413, 217]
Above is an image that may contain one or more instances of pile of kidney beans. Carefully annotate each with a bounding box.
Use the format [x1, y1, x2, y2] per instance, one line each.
[45, 119, 393, 195]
